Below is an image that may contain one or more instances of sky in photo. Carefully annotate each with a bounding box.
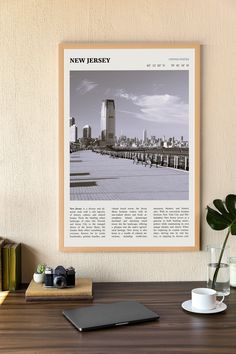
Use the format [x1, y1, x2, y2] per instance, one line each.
[70, 70, 189, 140]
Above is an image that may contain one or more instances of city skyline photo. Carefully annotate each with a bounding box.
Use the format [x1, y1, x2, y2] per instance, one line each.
[69, 69, 190, 201]
[70, 70, 189, 141]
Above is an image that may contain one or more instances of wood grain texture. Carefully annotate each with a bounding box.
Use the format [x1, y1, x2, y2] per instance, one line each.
[0, 0, 236, 282]
[25, 278, 93, 301]
[0, 282, 235, 353]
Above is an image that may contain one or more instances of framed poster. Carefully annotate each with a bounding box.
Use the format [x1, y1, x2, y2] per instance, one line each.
[59, 43, 200, 252]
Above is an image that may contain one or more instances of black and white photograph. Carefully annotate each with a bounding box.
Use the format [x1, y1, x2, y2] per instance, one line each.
[69, 70, 189, 201]
[59, 43, 200, 251]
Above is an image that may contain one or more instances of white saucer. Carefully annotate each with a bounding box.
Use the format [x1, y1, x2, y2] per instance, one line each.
[181, 300, 227, 314]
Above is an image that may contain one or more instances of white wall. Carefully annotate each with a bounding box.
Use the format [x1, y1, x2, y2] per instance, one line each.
[1, 0, 236, 282]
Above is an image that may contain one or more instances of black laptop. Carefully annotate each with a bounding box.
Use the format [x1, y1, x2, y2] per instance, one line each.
[63, 301, 159, 332]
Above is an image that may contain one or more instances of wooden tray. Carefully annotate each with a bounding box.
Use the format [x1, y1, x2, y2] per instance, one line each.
[25, 278, 93, 301]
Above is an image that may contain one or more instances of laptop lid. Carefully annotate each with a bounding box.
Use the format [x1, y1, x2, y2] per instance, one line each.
[63, 301, 159, 331]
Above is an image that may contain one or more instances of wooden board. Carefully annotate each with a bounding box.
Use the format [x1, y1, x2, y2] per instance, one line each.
[1, 282, 235, 353]
[25, 278, 93, 301]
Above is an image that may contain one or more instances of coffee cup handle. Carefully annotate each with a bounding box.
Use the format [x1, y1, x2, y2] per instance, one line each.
[216, 295, 225, 306]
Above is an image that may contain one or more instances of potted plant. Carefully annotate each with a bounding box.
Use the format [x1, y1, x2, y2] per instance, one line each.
[33, 264, 46, 283]
[206, 194, 236, 292]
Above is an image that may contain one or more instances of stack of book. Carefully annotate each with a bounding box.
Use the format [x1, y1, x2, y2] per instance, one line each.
[0, 238, 21, 291]
[25, 278, 93, 301]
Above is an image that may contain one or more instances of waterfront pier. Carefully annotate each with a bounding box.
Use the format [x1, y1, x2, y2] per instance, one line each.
[70, 150, 189, 200]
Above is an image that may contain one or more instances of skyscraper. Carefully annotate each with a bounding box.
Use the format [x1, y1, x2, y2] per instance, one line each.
[70, 125, 77, 142]
[101, 99, 115, 145]
[69, 116, 77, 142]
[143, 129, 147, 143]
[69, 117, 75, 127]
[83, 125, 91, 139]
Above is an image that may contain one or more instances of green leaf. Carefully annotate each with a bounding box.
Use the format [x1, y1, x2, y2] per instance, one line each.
[231, 222, 236, 235]
[206, 206, 229, 230]
[213, 199, 233, 222]
[225, 194, 236, 217]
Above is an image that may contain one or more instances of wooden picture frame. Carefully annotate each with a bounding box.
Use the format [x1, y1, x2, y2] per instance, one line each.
[59, 43, 200, 252]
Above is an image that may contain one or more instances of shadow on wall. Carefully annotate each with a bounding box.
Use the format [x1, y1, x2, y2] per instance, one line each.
[21, 244, 39, 283]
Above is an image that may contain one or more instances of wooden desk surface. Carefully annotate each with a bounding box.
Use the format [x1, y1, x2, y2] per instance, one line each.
[0, 282, 235, 354]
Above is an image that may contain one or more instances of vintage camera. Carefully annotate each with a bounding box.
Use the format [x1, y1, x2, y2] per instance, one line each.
[44, 265, 75, 288]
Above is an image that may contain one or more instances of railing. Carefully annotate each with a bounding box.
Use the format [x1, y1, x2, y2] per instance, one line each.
[92, 147, 189, 171]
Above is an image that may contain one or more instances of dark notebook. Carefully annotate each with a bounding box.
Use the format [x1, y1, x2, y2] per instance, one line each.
[63, 301, 159, 331]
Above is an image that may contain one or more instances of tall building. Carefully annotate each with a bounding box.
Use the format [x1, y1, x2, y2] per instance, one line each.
[143, 129, 147, 143]
[70, 125, 77, 142]
[69, 117, 75, 126]
[101, 99, 115, 145]
[83, 125, 91, 139]
[69, 116, 78, 142]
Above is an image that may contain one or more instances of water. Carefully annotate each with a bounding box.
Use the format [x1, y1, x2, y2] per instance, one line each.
[207, 262, 230, 296]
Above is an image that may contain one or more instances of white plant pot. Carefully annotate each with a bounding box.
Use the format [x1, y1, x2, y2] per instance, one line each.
[33, 272, 45, 284]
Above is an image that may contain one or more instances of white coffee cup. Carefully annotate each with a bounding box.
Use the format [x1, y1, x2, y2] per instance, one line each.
[191, 288, 224, 310]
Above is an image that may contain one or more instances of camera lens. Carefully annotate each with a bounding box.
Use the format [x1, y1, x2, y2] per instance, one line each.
[53, 275, 66, 289]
